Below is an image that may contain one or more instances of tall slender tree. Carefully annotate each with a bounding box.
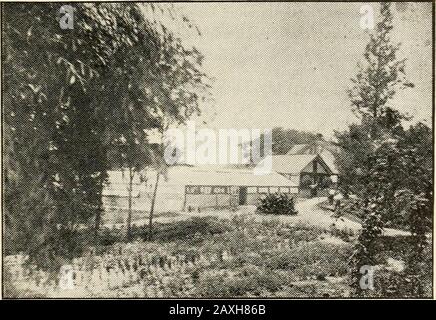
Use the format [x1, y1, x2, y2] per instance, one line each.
[333, 3, 416, 294]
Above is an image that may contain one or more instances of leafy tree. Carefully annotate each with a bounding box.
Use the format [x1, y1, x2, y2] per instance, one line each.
[100, 7, 209, 240]
[335, 2, 414, 197]
[333, 3, 432, 296]
[347, 2, 413, 137]
[3, 3, 110, 267]
[393, 123, 432, 296]
[3, 3, 209, 267]
[271, 127, 321, 155]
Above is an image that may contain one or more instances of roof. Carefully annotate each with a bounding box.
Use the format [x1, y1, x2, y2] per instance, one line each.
[105, 165, 298, 189]
[287, 141, 340, 155]
[163, 166, 298, 187]
[269, 154, 319, 174]
[176, 166, 298, 187]
[287, 144, 311, 154]
[286, 142, 339, 174]
[317, 152, 338, 174]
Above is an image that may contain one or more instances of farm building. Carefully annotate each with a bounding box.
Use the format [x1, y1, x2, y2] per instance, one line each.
[286, 141, 339, 176]
[102, 165, 299, 213]
[260, 154, 338, 197]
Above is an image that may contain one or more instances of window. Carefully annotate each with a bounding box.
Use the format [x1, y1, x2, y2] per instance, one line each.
[200, 186, 212, 194]
[230, 186, 239, 194]
[109, 197, 117, 207]
[280, 187, 290, 193]
[258, 187, 268, 194]
[247, 187, 257, 194]
[186, 186, 200, 194]
[269, 187, 279, 193]
[213, 186, 228, 194]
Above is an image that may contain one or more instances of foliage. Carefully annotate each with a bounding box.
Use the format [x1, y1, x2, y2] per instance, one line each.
[3, 269, 45, 298]
[3, 3, 110, 269]
[70, 216, 234, 251]
[196, 266, 286, 297]
[142, 217, 234, 242]
[346, 2, 413, 131]
[8, 215, 432, 298]
[3, 3, 209, 269]
[368, 268, 432, 298]
[256, 193, 298, 216]
[356, 236, 433, 298]
[240, 127, 322, 160]
[270, 128, 323, 155]
[264, 242, 352, 277]
[335, 1, 414, 198]
[334, 3, 432, 296]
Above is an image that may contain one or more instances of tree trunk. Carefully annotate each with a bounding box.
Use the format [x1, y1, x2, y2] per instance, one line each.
[126, 166, 133, 241]
[94, 209, 101, 242]
[148, 171, 160, 241]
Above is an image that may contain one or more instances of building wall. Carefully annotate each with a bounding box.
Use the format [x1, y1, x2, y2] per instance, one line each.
[103, 190, 185, 213]
[103, 183, 299, 213]
[185, 194, 231, 209]
[246, 193, 260, 205]
[298, 188, 330, 198]
[185, 192, 295, 209]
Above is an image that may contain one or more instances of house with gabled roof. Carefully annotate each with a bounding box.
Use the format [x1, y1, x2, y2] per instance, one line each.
[286, 141, 339, 175]
[265, 153, 337, 197]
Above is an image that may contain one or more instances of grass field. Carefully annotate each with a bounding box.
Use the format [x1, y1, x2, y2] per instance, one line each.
[6, 213, 431, 298]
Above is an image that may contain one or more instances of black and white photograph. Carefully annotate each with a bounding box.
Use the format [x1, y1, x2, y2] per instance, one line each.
[1, 1, 434, 300]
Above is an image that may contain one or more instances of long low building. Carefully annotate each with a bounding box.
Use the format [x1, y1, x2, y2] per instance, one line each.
[102, 165, 299, 213]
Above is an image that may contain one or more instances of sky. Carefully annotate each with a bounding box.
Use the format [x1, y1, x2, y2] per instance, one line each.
[173, 2, 432, 138]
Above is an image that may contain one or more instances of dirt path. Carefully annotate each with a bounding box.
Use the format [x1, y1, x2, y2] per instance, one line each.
[293, 198, 410, 236]
[186, 197, 411, 236]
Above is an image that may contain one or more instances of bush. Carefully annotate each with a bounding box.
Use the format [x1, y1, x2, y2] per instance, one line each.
[256, 193, 298, 215]
[146, 217, 233, 242]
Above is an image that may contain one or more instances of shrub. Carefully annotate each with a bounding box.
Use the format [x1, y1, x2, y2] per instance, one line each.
[256, 193, 298, 215]
[97, 227, 125, 246]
